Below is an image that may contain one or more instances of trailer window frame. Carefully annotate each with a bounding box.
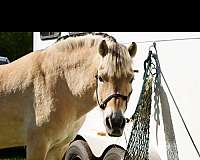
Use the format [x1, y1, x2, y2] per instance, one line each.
[40, 32, 61, 40]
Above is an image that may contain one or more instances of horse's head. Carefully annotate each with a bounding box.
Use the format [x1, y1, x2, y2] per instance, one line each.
[96, 39, 137, 137]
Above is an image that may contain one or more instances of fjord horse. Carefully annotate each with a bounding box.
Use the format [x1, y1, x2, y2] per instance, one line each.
[0, 33, 137, 160]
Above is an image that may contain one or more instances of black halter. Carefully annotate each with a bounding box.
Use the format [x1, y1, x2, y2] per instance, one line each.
[95, 74, 132, 110]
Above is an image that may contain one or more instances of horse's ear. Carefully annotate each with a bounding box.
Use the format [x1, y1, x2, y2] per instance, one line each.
[128, 42, 137, 58]
[99, 40, 108, 57]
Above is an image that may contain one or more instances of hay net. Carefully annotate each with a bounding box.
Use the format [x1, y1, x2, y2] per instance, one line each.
[124, 49, 159, 160]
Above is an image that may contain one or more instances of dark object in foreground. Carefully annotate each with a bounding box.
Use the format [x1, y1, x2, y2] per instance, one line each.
[0, 146, 26, 159]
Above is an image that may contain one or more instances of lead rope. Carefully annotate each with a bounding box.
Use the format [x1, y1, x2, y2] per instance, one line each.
[152, 42, 200, 159]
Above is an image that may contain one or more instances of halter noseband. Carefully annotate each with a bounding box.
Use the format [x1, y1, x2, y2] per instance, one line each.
[95, 74, 132, 110]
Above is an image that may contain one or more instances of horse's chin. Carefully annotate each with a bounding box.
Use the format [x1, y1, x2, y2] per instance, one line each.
[106, 128, 124, 137]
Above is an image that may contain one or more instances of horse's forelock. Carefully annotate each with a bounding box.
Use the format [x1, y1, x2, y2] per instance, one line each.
[101, 43, 133, 78]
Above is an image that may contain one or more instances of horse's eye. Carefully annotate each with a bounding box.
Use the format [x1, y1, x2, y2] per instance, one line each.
[129, 77, 134, 83]
[99, 76, 104, 82]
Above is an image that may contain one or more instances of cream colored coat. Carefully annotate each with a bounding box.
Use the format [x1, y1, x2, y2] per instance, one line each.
[0, 34, 136, 160]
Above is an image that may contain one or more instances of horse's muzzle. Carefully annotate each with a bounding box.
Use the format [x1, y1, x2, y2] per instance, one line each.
[104, 111, 126, 137]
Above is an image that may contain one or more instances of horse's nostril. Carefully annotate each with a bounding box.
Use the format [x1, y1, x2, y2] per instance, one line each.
[106, 117, 111, 129]
[121, 117, 126, 128]
[110, 116, 125, 129]
[104, 113, 125, 137]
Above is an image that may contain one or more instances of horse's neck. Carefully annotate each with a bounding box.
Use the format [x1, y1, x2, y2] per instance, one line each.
[44, 40, 102, 118]
[59, 47, 100, 110]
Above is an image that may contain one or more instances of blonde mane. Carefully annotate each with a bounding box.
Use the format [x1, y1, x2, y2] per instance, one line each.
[47, 32, 133, 78]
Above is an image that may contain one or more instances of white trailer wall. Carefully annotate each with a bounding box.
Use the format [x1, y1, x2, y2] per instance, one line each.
[34, 32, 200, 160]
[110, 32, 200, 160]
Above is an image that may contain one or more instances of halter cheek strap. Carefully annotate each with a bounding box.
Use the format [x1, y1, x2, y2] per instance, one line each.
[95, 75, 132, 110]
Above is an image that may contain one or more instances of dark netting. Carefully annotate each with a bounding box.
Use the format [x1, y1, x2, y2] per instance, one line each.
[124, 50, 156, 160]
[124, 77, 153, 160]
